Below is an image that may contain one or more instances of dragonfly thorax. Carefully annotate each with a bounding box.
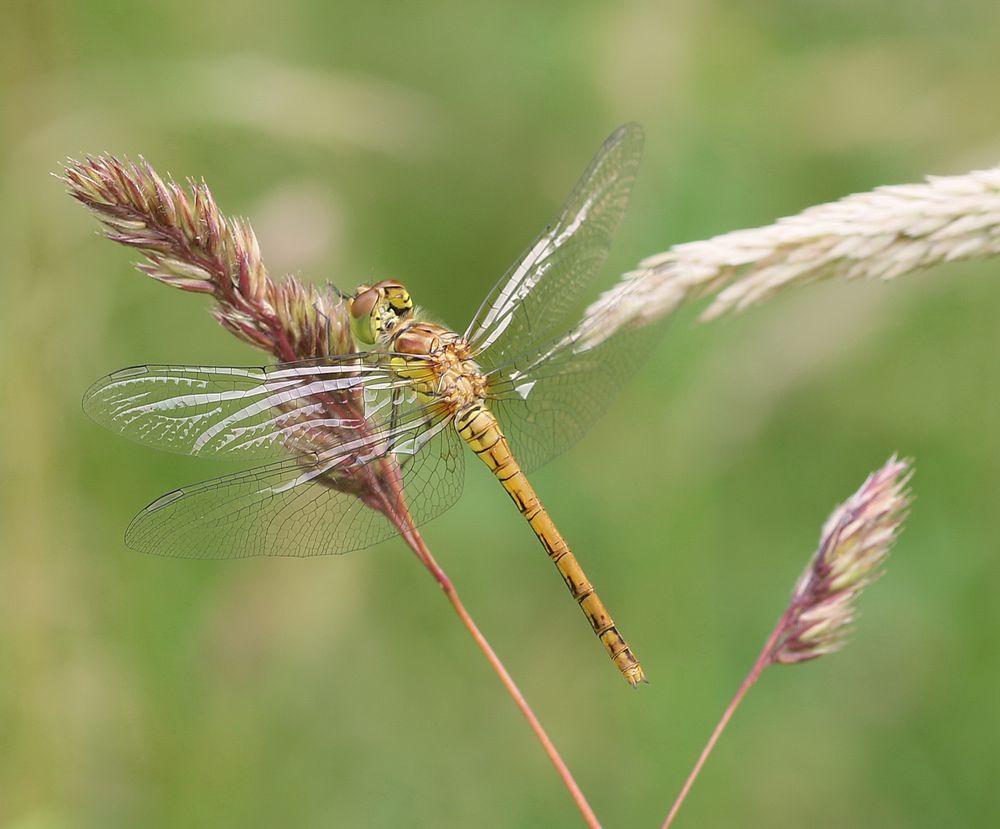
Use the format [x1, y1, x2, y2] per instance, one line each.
[350, 280, 487, 412]
[389, 319, 488, 412]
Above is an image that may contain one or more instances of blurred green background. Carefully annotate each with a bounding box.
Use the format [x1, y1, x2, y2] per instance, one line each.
[3, 2, 1000, 827]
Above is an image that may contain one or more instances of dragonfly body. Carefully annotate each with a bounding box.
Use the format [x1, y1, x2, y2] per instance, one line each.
[85, 123, 652, 687]
[354, 281, 646, 686]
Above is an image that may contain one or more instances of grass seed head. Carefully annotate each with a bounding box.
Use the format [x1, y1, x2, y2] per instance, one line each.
[772, 456, 912, 666]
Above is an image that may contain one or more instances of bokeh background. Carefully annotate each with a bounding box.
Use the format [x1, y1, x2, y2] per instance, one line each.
[4, 2, 1000, 827]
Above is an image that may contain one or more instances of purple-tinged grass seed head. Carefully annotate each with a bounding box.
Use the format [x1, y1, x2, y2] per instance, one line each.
[771, 456, 913, 666]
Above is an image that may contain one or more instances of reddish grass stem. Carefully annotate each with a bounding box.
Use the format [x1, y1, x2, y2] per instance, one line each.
[662, 457, 911, 828]
[659, 625, 782, 829]
[406, 528, 602, 829]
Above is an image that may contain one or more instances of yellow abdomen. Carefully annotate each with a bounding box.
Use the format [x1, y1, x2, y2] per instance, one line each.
[454, 403, 646, 687]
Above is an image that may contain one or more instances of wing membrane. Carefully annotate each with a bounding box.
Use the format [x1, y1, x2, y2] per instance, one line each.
[125, 411, 465, 558]
[84, 356, 412, 461]
[88, 352, 469, 557]
[486, 307, 662, 474]
[465, 124, 643, 369]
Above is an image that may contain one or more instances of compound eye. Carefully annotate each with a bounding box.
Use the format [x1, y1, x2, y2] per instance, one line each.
[350, 287, 379, 320]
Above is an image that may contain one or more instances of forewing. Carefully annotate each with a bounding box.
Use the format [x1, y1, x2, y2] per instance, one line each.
[84, 356, 409, 461]
[124, 412, 465, 558]
[465, 124, 643, 369]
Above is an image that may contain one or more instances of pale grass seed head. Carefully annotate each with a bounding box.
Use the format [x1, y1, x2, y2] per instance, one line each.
[770, 456, 913, 665]
[577, 164, 1000, 351]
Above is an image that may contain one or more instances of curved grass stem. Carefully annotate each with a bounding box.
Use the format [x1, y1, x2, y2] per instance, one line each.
[659, 625, 781, 829]
[404, 527, 602, 829]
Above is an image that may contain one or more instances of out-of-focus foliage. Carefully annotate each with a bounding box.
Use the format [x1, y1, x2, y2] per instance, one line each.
[3, 2, 1000, 827]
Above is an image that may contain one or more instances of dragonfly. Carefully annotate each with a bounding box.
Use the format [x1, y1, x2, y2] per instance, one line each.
[85, 124, 655, 686]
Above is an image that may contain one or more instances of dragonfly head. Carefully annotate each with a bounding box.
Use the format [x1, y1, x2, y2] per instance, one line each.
[349, 280, 414, 345]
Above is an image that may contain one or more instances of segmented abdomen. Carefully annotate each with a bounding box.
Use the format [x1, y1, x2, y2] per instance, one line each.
[454, 403, 646, 687]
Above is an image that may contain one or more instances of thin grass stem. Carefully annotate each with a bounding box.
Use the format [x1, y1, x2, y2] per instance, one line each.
[659, 624, 782, 828]
[407, 529, 602, 829]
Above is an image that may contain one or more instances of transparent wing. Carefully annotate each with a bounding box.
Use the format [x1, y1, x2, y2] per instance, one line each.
[124, 412, 465, 558]
[84, 356, 413, 461]
[465, 123, 643, 370]
[485, 309, 663, 474]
